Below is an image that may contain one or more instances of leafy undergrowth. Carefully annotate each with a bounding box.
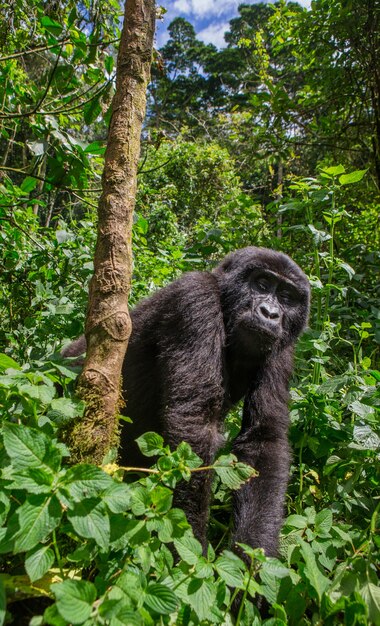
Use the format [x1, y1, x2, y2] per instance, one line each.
[0, 351, 379, 626]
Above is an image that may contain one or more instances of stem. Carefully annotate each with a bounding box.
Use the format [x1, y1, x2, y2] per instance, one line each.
[235, 561, 255, 626]
[322, 188, 336, 327]
[298, 435, 305, 510]
[52, 529, 65, 579]
[306, 198, 323, 385]
[119, 466, 159, 474]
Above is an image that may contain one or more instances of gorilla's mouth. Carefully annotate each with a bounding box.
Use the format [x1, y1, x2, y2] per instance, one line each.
[238, 316, 281, 344]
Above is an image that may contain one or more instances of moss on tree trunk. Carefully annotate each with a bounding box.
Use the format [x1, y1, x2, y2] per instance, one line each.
[66, 0, 156, 464]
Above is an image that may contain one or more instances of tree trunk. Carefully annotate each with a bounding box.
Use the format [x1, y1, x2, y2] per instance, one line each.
[67, 0, 156, 464]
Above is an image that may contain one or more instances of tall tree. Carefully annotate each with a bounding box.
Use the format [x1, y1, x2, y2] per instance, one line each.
[67, 0, 156, 463]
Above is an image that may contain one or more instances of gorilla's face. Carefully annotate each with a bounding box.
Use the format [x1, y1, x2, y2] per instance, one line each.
[214, 247, 310, 355]
[237, 269, 305, 347]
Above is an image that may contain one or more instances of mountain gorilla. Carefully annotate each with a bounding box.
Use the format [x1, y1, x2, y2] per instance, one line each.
[64, 247, 310, 557]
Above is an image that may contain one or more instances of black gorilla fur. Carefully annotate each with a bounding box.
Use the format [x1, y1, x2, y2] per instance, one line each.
[64, 247, 310, 556]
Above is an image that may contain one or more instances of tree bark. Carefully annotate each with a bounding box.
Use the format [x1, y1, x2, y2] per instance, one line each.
[67, 0, 156, 464]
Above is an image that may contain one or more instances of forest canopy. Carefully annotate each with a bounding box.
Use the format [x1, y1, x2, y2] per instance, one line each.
[0, 1, 379, 624]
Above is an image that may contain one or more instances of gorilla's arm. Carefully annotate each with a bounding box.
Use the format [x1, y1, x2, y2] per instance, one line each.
[232, 348, 293, 557]
[154, 273, 226, 549]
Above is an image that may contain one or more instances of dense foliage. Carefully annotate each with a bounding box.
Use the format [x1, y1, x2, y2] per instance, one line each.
[0, 1, 379, 624]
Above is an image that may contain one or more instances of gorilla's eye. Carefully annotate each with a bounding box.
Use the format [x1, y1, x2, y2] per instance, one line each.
[278, 285, 297, 304]
[256, 277, 271, 292]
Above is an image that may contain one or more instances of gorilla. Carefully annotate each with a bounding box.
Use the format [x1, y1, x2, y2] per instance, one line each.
[64, 247, 310, 556]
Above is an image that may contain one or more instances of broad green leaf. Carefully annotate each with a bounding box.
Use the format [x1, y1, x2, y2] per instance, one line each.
[174, 533, 202, 565]
[296, 537, 329, 600]
[43, 604, 67, 626]
[105, 56, 114, 75]
[84, 141, 106, 155]
[0, 494, 9, 527]
[40, 16, 63, 36]
[215, 552, 246, 588]
[136, 432, 164, 457]
[6, 467, 54, 493]
[285, 514, 307, 529]
[349, 400, 375, 420]
[315, 509, 333, 537]
[52, 579, 96, 624]
[83, 97, 102, 125]
[48, 397, 83, 425]
[13, 494, 62, 553]
[61, 464, 113, 501]
[144, 583, 178, 615]
[214, 454, 257, 489]
[102, 482, 131, 513]
[0, 354, 20, 371]
[20, 177, 37, 193]
[320, 165, 345, 176]
[67, 498, 110, 550]
[25, 545, 55, 582]
[3, 423, 62, 472]
[187, 578, 216, 621]
[360, 581, 380, 624]
[112, 608, 143, 625]
[339, 169, 367, 185]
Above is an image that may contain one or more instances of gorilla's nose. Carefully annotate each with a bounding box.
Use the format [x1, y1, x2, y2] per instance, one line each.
[259, 302, 280, 321]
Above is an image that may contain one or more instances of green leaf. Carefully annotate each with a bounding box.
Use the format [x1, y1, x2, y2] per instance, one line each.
[48, 397, 83, 425]
[320, 165, 345, 176]
[102, 482, 131, 513]
[52, 579, 96, 624]
[0, 494, 10, 527]
[40, 16, 63, 36]
[144, 583, 178, 615]
[215, 552, 246, 588]
[339, 169, 367, 185]
[349, 400, 375, 419]
[13, 494, 62, 553]
[25, 545, 55, 582]
[84, 141, 106, 155]
[187, 578, 216, 621]
[83, 97, 102, 125]
[296, 537, 329, 600]
[105, 56, 114, 75]
[112, 608, 143, 625]
[20, 177, 37, 193]
[174, 533, 203, 565]
[3, 423, 62, 472]
[67, 498, 110, 550]
[285, 514, 307, 529]
[360, 581, 380, 624]
[136, 432, 165, 457]
[214, 454, 257, 489]
[314, 509, 333, 537]
[6, 467, 54, 493]
[61, 464, 113, 501]
[43, 604, 67, 626]
[0, 354, 20, 371]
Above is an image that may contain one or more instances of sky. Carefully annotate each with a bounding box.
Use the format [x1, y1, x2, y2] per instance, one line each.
[156, 0, 312, 49]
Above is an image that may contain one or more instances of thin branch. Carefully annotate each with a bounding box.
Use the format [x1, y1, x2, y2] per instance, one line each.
[0, 39, 70, 62]
[0, 37, 120, 63]
[0, 165, 101, 203]
[138, 156, 173, 175]
[0, 76, 113, 119]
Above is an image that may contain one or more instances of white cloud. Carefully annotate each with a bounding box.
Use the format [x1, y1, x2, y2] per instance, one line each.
[172, 0, 191, 12]
[197, 21, 230, 47]
[173, 0, 241, 18]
